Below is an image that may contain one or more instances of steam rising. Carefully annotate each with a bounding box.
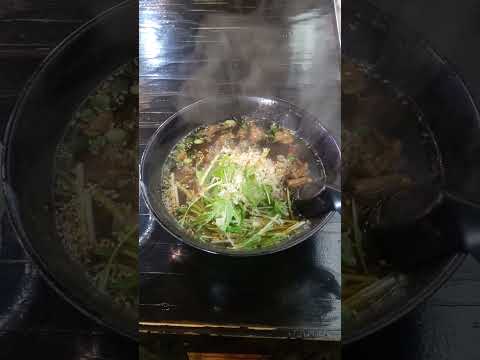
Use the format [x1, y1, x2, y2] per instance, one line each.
[177, 0, 340, 140]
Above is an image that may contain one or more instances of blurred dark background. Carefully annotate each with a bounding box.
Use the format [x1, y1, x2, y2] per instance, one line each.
[371, 0, 480, 107]
[0, 1, 137, 359]
[344, 0, 480, 359]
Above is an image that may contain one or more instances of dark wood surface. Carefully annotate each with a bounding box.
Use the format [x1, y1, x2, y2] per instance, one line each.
[138, 0, 341, 342]
[0, 1, 137, 359]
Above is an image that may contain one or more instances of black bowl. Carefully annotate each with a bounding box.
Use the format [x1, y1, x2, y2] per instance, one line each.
[2, 1, 138, 339]
[342, 0, 479, 343]
[140, 95, 341, 256]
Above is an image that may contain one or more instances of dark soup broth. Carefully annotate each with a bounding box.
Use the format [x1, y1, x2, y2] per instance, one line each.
[54, 60, 138, 309]
[161, 117, 325, 250]
[342, 59, 443, 317]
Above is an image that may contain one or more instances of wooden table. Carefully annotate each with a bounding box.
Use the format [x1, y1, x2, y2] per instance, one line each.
[138, 0, 341, 344]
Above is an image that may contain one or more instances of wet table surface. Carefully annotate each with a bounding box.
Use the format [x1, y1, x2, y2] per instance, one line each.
[138, 0, 341, 341]
[0, 0, 137, 359]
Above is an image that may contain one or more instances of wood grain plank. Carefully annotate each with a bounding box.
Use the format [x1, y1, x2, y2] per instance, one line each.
[0, 0, 122, 21]
[188, 353, 269, 360]
[0, 20, 82, 46]
[0, 48, 49, 95]
[0, 332, 137, 359]
[140, 111, 175, 124]
[429, 257, 480, 306]
[143, 334, 341, 358]
[0, 95, 16, 129]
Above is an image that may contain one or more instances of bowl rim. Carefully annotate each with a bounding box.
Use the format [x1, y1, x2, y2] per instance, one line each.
[139, 95, 341, 256]
[1, 0, 138, 340]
